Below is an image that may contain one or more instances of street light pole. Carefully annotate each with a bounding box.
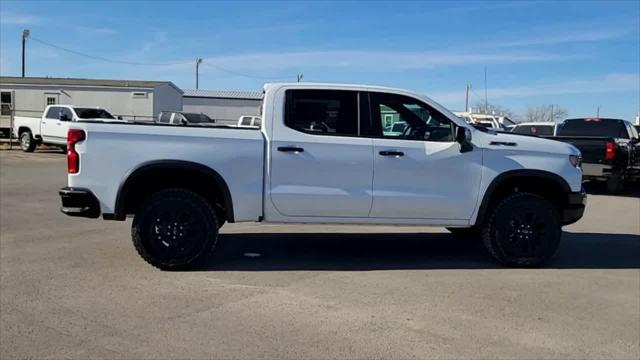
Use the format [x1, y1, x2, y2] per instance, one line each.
[195, 58, 203, 89]
[21, 29, 30, 77]
[465, 83, 471, 112]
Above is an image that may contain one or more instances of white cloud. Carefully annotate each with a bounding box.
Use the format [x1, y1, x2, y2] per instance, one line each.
[484, 29, 630, 48]
[71, 25, 118, 35]
[0, 11, 41, 25]
[427, 73, 640, 105]
[202, 49, 574, 72]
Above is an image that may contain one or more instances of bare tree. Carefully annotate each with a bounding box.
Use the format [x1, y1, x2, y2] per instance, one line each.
[524, 105, 568, 123]
[472, 101, 515, 118]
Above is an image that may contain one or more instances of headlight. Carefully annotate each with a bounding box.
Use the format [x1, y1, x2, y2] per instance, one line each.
[569, 155, 581, 168]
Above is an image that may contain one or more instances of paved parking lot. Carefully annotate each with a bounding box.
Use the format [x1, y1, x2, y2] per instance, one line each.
[1, 149, 639, 359]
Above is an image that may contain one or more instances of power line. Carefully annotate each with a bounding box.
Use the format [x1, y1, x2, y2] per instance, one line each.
[29, 35, 298, 81]
[30, 36, 190, 66]
[200, 60, 296, 81]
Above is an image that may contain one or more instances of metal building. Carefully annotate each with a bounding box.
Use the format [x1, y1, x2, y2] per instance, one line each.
[182, 89, 263, 125]
[0, 77, 183, 132]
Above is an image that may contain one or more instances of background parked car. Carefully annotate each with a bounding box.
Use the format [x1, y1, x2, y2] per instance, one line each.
[549, 118, 640, 193]
[237, 115, 261, 128]
[453, 112, 515, 132]
[13, 105, 119, 152]
[158, 111, 215, 125]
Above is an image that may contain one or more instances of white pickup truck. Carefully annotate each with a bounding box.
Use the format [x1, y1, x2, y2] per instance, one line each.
[13, 105, 118, 152]
[59, 83, 586, 270]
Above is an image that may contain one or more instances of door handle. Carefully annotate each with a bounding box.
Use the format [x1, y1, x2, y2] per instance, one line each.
[278, 146, 304, 153]
[379, 150, 404, 157]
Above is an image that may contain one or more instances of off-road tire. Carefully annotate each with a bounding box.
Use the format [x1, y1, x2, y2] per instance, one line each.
[20, 131, 36, 152]
[606, 174, 624, 194]
[482, 192, 561, 267]
[131, 188, 219, 270]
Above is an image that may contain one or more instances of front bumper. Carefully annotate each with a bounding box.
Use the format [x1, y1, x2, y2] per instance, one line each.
[562, 188, 587, 225]
[59, 187, 100, 218]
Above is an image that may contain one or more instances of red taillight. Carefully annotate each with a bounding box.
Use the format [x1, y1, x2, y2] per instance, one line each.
[67, 129, 85, 174]
[605, 141, 616, 161]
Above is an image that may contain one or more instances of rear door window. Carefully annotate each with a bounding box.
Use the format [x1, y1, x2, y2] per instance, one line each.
[45, 107, 60, 119]
[285, 89, 359, 136]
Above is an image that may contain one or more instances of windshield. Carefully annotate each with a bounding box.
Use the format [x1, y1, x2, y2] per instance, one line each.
[74, 108, 114, 119]
[557, 118, 628, 139]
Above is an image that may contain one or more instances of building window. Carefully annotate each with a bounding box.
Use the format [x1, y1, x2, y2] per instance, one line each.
[132, 92, 148, 98]
[46, 96, 57, 106]
[0, 91, 11, 116]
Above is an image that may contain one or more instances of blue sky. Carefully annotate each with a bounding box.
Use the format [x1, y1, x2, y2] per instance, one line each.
[1, 0, 639, 120]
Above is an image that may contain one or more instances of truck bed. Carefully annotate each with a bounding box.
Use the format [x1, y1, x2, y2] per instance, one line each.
[68, 121, 265, 221]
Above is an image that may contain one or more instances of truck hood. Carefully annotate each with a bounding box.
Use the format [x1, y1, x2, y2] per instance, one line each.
[472, 129, 580, 156]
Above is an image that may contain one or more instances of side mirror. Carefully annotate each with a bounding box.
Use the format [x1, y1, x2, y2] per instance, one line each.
[59, 114, 70, 121]
[117, 116, 123, 120]
[456, 126, 473, 153]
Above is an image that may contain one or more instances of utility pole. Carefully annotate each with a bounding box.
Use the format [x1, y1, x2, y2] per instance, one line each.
[297, 73, 303, 82]
[195, 58, 203, 89]
[464, 83, 471, 112]
[21, 29, 30, 77]
[484, 66, 488, 113]
[550, 104, 554, 122]
[596, 105, 601, 118]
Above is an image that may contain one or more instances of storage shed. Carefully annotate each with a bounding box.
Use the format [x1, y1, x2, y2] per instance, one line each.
[0, 77, 183, 125]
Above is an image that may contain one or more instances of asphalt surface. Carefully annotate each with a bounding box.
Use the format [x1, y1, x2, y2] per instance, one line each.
[1, 149, 639, 359]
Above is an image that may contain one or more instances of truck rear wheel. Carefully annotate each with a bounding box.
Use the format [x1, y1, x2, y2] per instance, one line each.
[19, 131, 36, 152]
[481, 192, 561, 267]
[606, 174, 624, 194]
[131, 188, 219, 270]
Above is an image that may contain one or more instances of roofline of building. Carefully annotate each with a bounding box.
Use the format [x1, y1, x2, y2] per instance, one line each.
[0, 76, 183, 94]
[183, 94, 262, 100]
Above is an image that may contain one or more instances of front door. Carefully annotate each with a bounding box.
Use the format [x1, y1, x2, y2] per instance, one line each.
[269, 89, 373, 217]
[368, 92, 483, 220]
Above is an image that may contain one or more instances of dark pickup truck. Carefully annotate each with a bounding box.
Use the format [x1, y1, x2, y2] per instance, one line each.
[550, 118, 640, 193]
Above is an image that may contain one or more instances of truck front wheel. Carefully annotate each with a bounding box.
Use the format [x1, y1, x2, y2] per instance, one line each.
[481, 193, 561, 267]
[19, 131, 36, 152]
[131, 188, 219, 270]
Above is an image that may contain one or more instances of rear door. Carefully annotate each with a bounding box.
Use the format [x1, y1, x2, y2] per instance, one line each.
[41, 106, 60, 143]
[366, 92, 483, 220]
[269, 89, 373, 217]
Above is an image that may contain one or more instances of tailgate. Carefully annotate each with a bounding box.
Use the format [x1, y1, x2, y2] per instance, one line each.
[552, 136, 608, 164]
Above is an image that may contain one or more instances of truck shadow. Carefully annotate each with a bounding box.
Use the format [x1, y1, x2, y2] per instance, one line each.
[584, 181, 640, 198]
[200, 231, 640, 271]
